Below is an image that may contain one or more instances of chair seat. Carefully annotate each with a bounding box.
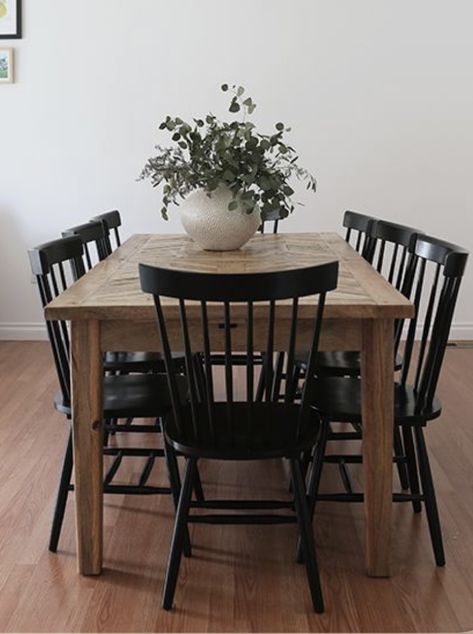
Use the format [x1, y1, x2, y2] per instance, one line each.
[310, 377, 442, 425]
[164, 402, 320, 460]
[55, 373, 188, 419]
[103, 350, 185, 373]
[296, 350, 403, 377]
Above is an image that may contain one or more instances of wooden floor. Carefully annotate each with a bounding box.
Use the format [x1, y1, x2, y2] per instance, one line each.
[1, 341, 473, 632]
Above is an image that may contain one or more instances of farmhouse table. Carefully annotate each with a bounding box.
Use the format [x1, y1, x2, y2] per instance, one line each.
[45, 232, 414, 578]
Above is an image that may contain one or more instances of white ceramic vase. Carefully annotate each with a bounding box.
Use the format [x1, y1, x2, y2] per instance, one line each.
[179, 185, 261, 251]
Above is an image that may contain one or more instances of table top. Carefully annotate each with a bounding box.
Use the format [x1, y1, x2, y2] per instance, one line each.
[45, 233, 414, 321]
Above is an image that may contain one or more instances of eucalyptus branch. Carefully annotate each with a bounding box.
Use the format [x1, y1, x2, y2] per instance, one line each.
[139, 84, 316, 220]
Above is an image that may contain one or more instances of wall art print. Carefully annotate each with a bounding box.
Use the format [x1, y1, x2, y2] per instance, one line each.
[0, 0, 21, 39]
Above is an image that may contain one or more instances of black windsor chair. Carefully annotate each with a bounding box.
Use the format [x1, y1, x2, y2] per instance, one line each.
[343, 209, 378, 262]
[290, 219, 422, 493]
[139, 258, 339, 613]
[29, 236, 191, 553]
[305, 234, 468, 566]
[208, 207, 286, 397]
[63, 219, 188, 375]
[258, 208, 284, 234]
[294, 211, 379, 379]
[91, 209, 122, 249]
[264, 210, 379, 396]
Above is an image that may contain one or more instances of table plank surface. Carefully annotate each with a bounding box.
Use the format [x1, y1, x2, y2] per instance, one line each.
[45, 233, 414, 322]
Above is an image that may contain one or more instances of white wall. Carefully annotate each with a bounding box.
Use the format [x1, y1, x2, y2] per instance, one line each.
[1, 0, 472, 339]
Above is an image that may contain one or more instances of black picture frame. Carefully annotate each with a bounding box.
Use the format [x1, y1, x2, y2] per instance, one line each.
[0, 0, 22, 39]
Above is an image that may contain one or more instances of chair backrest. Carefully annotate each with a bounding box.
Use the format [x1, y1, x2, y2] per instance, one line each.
[343, 210, 378, 262]
[28, 237, 86, 407]
[259, 209, 284, 235]
[398, 234, 468, 413]
[371, 220, 423, 292]
[139, 262, 339, 442]
[62, 220, 111, 273]
[90, 210, 122, 250]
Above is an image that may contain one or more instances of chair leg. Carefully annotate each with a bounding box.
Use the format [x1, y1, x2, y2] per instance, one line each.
[296, 418, 330, 563]
[394, 425, 409, 490]
[192, 467, 205, 503]
[271, 352, 285, 402]
[290, 458, 324, 613]
[289, 363, 302, 402]
[163, 442, 192, 558]
[192, 353, 206, 403]
[414, 427, 445, 566]
[300, 449, 312, 480]
[49, 430, 73, 552]
[255, 358, 266, 402]
[109, 417, 118, 436]
[402, 425, 422, 513]
[162, 458, 196, 610]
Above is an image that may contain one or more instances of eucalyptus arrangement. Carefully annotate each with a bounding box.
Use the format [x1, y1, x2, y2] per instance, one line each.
[141, 84, 316, 220]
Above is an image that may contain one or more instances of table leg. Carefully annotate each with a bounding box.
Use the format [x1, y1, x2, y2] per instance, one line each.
[361, 318, 394, 577]
[71, 320, 103, 575]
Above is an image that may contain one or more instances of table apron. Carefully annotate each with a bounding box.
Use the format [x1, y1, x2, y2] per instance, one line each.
[100, 318, 363, 353]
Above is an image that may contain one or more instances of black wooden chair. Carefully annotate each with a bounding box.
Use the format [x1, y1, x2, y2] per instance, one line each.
[343, 210, 378, 262]
[298, 220, 422, 377]
[62, 220, 187, 375]
[270, 210, 378, 389]
[139, 259, 339, 613]
[62, 220, 111, 269]
[306, 234, 468, 566]
[259, 209, 284, 234]
[29, 236, 191, 553]
[291, 220, 424, 491]
[273, 219, 421, 494]
[91, 209, 122, 249]
[306, 211, 379, 370]
[208, 210, 286, 391]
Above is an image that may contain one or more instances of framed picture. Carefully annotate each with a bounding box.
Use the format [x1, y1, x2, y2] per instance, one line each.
[0, 47, 13, 82]
[0, 0, 21, 39]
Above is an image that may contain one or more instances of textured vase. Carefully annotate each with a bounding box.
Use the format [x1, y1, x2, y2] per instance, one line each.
[179, 185, 261, 251]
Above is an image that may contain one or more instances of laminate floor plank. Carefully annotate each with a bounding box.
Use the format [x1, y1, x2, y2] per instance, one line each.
[0, 342, 472, 632]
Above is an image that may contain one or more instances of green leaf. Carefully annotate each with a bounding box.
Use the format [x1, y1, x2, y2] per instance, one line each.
[247, 104, 256, 114]
[282, 185, 295, 196]
[275, 122, 285, 131]
[229, 100, 240, 113]
[178, 141, 187, 149]
[237, 86, 245, 97]
[221, 83, 229, 91]
[172, 132, 181, 141]
[259, 176, 271, 191]
[228, 200, 239, 211]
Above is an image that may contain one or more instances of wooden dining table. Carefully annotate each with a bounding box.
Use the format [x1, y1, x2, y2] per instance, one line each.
[45, 232, 414, 578]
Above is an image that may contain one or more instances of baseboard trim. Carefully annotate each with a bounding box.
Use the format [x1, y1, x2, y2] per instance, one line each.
[446, 323, 473, 341]
[1, 321, 473, 342]
[0, 323, 48, 341]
